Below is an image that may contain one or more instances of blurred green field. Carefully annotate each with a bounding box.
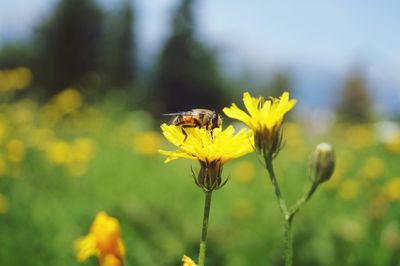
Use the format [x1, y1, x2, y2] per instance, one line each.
[0, 72, 400, 265]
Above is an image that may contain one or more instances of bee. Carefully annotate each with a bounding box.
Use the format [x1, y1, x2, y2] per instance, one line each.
[163, 109, 222, 140]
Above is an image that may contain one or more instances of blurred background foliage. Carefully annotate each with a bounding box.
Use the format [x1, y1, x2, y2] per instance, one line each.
[0, 0, 399, 265]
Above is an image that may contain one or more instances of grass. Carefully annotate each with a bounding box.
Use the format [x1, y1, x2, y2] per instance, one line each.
[0, 89, 399, 266]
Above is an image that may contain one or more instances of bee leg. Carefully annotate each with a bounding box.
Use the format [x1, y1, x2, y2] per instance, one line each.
[181, 128, 188, 142]
[210, 129, 215, 141]
[178, 127, 189, 147]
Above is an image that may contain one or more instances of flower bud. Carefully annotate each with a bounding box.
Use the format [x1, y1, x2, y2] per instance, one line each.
[308, 143, 335, 184]
[192, 160, 228, 191]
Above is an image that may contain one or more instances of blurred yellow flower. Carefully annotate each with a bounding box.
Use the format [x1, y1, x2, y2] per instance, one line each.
[75, 211, 125, 266]
[0, 116, 8, 143]
[367, 191, 388, 219]
[283, 123, 307, 161]
[325, 170, 343, 190]
[0, 67, 32, 92]
[44, 138, 95, 176]
[0, 193, 9, 214]
[231, 199, 254, 220]
[46, 140, 71, 165]
[182, 255, 197, 266]
[53, 88, 83, 115]
[361, 156, 385, 180]
[223, 91, 296, 156]
[10, 99, 36, 127]
[338, 179, 360, 200]
[101, 254, 123, 266]
[133, 131, 162, 155]
[345, 124, 375, 149]
[384, 177, 400, 201]
[5, 139, 25, 163]
[71, 138, 96, 162]
[232, 160, 255, 184]
[39, 104, 62, 128]
[28, 127, 56, 150]
[334, 217, 363, 243]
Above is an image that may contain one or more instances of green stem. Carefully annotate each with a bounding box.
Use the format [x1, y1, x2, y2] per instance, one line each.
[263, 156, 321, 266]
[284, 220, 293, 266]
[198, 190, 213, 266]
[265, 157, 289, 219]
[289, 183, 319, 221]
[264, 157, 292, 266]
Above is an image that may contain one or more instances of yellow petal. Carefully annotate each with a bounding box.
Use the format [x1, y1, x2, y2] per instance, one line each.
[75, 235, 99, 262]
[223, 104, 251, 126]
[182, 255, 197, 266]
[243, 92, 260, 119]
[159, 124, 253, 165]
[161, 124, 185, 147]
[159, 149, 197, 162]
[100, 254, 123, 266]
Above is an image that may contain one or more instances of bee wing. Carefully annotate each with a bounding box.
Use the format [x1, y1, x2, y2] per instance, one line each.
[191, 108, 213, 115]
[162, 111, 187, 116]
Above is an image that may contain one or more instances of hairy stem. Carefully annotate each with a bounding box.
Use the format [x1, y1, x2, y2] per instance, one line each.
[198, 191, 213, 266]
[265, 157, 289, 219]
[284, 220, 293, 266]
[289, 182, 319, 221]
[264, 157, 292, 266]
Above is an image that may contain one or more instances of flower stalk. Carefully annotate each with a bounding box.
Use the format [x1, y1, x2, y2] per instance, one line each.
[264, 145, 334, 266]
[264, 157, 292, 266]
[159, 123, 253, 266]
[198, 191, 213, 266]
[283, 220, 293, 266]
[224, 92, 335, 266]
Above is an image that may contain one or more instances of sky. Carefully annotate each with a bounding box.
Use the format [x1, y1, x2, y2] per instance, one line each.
[0, 0, 400, 116]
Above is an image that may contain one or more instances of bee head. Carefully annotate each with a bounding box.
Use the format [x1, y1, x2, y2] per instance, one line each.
[211, 111, 222, 129]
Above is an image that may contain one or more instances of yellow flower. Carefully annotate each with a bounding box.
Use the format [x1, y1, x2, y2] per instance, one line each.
[182, 255, 197, 266]
[5, 139, 26, 163]
[75, 212, 125, 266]
[159, 124, 253, 191]
[385, 177, 400, 201]
[223, 91, 296, 157]
[133, 131, 162, 155]
[231, 199, 254, 220]
[232, 160, 255, 184]
[46, 139, 72, 165]
[0, 67, 32, 92]
[361, 156, 385, 180]
[338, 179, 359, 200]
[101, 254, 123, 266]
[71, 138, 96, 162]
[53, 88, 83, 115]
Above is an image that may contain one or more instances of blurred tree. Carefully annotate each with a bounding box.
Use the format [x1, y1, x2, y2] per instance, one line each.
[336, 69, 372, 122]
[153, 0, 226, 113]
[103, 0, 136, 88]
[0, 43, 33, 69]
[34, 0, 103, 93]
